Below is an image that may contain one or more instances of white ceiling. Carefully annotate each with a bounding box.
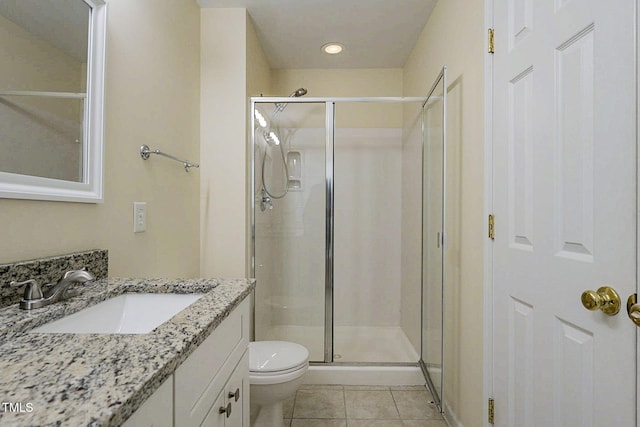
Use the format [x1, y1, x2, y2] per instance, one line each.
[197, 0, 438, 69]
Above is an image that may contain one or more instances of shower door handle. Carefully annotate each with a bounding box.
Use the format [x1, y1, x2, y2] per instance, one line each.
[436, 232, 446, 249]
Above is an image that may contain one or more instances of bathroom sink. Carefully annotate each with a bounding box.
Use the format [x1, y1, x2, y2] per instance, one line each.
[31, 293, 203, 334]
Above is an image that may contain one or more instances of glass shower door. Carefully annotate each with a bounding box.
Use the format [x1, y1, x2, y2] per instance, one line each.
[252, 100, 328, 362]
[420, 67, 446, 410]
[332, 100, 419, 364]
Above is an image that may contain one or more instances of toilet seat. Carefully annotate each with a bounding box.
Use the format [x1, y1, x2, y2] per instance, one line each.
[249, 362, 308, 385]
[249, 341, 309, 384]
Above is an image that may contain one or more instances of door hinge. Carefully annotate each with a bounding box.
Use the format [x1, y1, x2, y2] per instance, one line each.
[488, 214, 495, 240]
[488, 398, 495, 424]
[488, 28, 495, 54]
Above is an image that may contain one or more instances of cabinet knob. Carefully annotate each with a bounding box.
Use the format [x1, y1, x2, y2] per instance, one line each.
[219, 402, 232, 418]
[228, 388, 240, 402]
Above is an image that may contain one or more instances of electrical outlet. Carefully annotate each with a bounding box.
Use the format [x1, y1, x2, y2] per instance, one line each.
[133, 202, 146, 233]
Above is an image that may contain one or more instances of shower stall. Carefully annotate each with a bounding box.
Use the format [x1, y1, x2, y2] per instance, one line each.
[249, 70, 447, 407]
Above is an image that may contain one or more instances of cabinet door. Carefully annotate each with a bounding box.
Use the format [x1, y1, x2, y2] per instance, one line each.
[201, 389, 227, 427]
[122, 376, 173, 427]
[175, 299, 250, 426]
[224, 351, 249, 426]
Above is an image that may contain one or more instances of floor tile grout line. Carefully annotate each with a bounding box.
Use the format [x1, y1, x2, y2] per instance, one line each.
[342, 384, 347, 419]
[390, 387, 401, 420]
[291, 388, 298, 419]
[388, 387, 402, 420]
[289, 385, 449, 423]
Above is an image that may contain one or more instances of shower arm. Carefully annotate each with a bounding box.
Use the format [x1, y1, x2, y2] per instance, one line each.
[140, 144, 199, 172]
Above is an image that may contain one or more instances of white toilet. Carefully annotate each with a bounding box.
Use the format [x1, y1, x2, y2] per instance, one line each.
[249, 341, 309, 427]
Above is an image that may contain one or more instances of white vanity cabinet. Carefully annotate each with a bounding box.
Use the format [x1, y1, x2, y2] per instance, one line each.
[123, 297, 250, 427]
[174, 297, 250, 426]
[122, 376, 173, 427]
[200, 351, 249, 426]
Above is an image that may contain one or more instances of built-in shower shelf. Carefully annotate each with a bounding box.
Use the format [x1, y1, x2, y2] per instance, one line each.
[287, 151, 303, 191]
[287, 179, 302, 191]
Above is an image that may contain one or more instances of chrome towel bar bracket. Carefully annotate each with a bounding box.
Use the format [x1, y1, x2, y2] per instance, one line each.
[140, 144, 199, 172]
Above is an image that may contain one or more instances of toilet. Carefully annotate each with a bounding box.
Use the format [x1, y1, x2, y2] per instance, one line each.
[249, 341, 309, 427]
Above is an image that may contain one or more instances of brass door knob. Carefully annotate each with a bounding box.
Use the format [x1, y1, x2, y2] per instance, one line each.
[627, 294, 640, 327]
[581, 286, 621, 316]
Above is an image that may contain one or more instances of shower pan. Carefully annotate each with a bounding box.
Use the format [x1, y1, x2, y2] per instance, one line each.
[249, 81, 448, 407]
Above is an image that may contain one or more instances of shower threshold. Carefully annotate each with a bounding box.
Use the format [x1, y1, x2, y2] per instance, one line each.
[304, 364, 425, 386]
[264, 325, 419, 363]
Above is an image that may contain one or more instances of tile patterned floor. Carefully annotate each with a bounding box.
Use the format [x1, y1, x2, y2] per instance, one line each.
[282, 385, 447, 427]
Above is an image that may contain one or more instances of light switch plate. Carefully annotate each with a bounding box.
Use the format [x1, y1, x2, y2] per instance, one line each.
[133, 202, 146, 233]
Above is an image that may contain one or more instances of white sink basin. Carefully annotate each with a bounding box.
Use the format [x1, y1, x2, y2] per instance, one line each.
[31, 293, 203, 334]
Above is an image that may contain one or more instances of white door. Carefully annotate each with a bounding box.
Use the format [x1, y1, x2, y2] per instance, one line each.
[492, 0, 637, 425]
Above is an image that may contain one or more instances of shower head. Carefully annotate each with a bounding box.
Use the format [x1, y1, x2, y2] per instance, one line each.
[273, 88, 308, 114]
[289, 88, 307, 97]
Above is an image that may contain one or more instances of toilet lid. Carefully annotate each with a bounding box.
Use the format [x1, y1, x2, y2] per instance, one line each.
[249, 341, 309, 373]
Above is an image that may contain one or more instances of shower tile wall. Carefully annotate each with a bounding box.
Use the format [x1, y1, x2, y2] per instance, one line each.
[334, 128, 402, 328]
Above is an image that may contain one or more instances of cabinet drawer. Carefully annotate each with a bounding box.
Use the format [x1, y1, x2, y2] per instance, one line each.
[174, 298, 249, 426]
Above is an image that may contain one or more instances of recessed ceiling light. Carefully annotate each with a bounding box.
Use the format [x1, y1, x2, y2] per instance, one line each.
[322, 43, 344, 55]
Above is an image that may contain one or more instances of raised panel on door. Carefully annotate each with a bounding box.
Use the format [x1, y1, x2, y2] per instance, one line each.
[554, 25, 594, 262]
[507, 298, 533, 426]
[507, 66, 534, 250]
[508, 0, 533, 50]
[552, 318, 594, 425]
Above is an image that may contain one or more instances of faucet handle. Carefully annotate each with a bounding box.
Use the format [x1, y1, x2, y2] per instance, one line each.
[61, 268, 93, 281]
[10, 279, 44, 301]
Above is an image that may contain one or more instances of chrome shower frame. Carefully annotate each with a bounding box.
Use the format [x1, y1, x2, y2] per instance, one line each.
[419, 66, 447, 412]
[249, 96, 430, 366]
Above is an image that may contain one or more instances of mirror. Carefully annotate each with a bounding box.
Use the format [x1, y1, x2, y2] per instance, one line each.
[0, 0, 106, 202]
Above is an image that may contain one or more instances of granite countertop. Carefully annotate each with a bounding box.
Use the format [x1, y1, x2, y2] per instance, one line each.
[0, 277, 255, 426]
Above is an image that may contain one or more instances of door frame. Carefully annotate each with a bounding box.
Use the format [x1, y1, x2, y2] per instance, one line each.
[483, 1, 494, 426]
[483, 1, 639, 426]
[636, 3, 640, 426]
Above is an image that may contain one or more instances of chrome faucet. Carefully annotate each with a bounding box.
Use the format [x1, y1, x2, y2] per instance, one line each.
[10, 269, 94, 310]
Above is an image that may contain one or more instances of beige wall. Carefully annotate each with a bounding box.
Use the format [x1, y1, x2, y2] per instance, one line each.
[402, 0, 485, 425]
[246, 14, 272, 274]
[271, 68, 403, 128]
[246, 15, 272, 99]
[271, 68, 402, 97]
[0, 0, 201, 278]
[200, 9, 271, 278]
